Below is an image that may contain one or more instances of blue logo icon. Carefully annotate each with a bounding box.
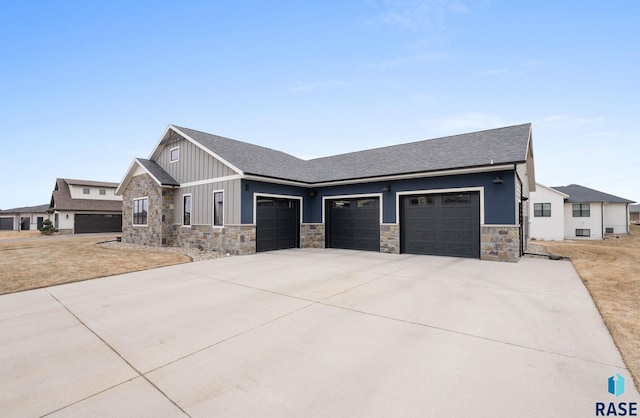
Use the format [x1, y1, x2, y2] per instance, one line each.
[608, 374, 625, 398]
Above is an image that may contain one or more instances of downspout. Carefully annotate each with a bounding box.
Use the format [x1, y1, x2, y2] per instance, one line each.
[601, 202, 605, 239]
[626, 203, 629, 233]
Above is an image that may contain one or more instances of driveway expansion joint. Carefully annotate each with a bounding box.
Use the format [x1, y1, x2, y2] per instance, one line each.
[44, 290, 193, 418]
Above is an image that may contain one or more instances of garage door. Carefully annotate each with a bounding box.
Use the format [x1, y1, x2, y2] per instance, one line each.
[74, 214, 122, 234]
[401, 192, 480, 258]
[256, 198, 300, 252]
[0, 217, 12, 230]
[325, 197, 380, 251]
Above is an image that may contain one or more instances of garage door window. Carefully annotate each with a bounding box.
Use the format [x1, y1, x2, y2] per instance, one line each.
[133, 198, 148, 226]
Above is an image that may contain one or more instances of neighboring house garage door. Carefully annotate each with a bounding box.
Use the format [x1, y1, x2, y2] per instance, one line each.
[0, 217, 12, 230]
[401, 192, 480, 258]
[256, 198, 300, 252]
[74, 214, 122, 234]
[325, 197, 380, 251]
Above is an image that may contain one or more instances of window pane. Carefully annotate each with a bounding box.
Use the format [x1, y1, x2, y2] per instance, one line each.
[443, 194, 471, 204]
[214, 192, 223, 226]
[170, 147, 179, 162]
[183, 195, 191, 225]
[534, 203, 542, 217]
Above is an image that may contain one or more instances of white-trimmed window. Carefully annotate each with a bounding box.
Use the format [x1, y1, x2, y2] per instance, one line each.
[534, 203, 551, 217]
[576, 229, 590, 237]
[183, 194, 192, 226]
[213, 190, 224, 227]
[133, 198, 148, 226]
[170, 146, 180, 163]
[572, 203, 590, 217]
[99, 189, 106, 195]
[83, 188, 90, 194]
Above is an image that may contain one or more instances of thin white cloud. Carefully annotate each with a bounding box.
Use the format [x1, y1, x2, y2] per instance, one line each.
[480, 68, 511, 77]
[422, 112, 511, 135]
[290, 79, 352, 92]
[536, 114, 604, 129]
[364, 51, 448, 70]
[366, 0, 471, 33]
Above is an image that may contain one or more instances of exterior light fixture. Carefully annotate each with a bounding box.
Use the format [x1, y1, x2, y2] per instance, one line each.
[382, 185, 391, 192]
[492, 176, 504, 184]
[309, 190, 317, 197]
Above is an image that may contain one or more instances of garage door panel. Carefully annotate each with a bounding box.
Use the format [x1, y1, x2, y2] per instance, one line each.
[401, 192, 479, 258]
[326, 198, 380, 252]
[256, 198, 299, 253]
[75, 214, 122, 234]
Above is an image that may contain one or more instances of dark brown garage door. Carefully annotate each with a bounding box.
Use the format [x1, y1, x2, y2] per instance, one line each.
[401, 192, 480, 258]
[0, 218, 12, 230]
[74, 214, 122, 234]
[325, 197, 380, 251]
[256, 198, 300, 252]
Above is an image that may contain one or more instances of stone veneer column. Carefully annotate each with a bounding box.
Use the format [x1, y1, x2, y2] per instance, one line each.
[380, 224, 400, 254]
[480, 225, 520, 262]
[122, 174, 165, 247]
[300, 224, 325, 248]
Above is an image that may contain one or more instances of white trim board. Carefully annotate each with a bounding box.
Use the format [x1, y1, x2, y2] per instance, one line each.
[322, 193, 384, 225]
[395, 187, 485, 224]
[252, 193, 304, 225]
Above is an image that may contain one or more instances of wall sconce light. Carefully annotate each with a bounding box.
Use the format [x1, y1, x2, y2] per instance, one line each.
[244, 183, 250, 191]
[382, 184, 391, 192]
[522, 196, 529, 201]
[66, 214, 69, 219]
[309, 190, 317, 197]
[492, 176, 504, 185]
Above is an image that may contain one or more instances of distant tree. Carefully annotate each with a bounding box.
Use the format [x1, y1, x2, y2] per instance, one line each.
[39, 219, 58, 235]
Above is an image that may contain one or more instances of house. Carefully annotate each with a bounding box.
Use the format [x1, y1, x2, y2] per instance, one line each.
[49, 178, 123, 234]
[116, 123, 536, 262]
[630, 204, 640, 224]
[529, 183, 634, 240]
[528, 184, 569, 241]
[0, 204, 52, 231]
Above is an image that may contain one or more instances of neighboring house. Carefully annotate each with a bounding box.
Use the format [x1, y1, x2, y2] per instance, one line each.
[116, 123, 536, 262]
[528, 184, 569, 241]
[530, 183, 634, 240]
[49, 178, 123, 234]
[0, 204, 52, 231]
[630, 204, 640, 224]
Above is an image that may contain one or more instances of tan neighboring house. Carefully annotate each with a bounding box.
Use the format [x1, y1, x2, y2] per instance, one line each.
[630, 204, 640, 224]
[49, 178, 123, 234]
[0, 204, 52, 231]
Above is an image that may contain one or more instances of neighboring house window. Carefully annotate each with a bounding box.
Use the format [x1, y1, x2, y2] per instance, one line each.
[83, 188, 90, 194]
[183, 194, 191, 226]
[170, 146, 180, 163]
[133, 198, 148, 226]
[576, 229, 591, 237]
[572, 203, 590, 217]
[534, 203, 551, 217]
[99, 189, 106, 195]
[213, 191, 224, 226]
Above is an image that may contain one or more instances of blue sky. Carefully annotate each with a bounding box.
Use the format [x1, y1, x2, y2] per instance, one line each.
[1, 0, 638, 209]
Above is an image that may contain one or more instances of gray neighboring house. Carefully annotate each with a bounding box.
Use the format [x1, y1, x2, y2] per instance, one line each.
[629, 204, 640, 224]
[49, 178, 123, 234]
[117, 123, 536, 262]
[551, 184, 635, 239]
[0, 204, 52, 231]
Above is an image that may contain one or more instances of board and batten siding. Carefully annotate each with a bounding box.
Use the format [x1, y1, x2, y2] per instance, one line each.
[157, 137, 237, 184]
[175, 179, 242, 226]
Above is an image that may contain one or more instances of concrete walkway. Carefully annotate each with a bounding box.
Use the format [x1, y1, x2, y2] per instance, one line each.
[1, 249, 637, 417]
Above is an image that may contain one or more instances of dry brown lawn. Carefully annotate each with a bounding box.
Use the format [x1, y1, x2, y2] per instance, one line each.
[0, 233, 190, 295]
[540, 224, 640, 392]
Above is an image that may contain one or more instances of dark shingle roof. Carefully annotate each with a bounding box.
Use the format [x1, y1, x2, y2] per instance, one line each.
[136, 159, 180, 186]
[552, 184, 635, 204]
[0, 204, 50, 214]
[630, 204, 640, 213]
[50, 178, 122, 212]
[174, 123, 532, 183]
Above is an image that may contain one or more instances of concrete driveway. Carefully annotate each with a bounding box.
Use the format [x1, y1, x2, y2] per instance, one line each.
[1, 249, 638, 417]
